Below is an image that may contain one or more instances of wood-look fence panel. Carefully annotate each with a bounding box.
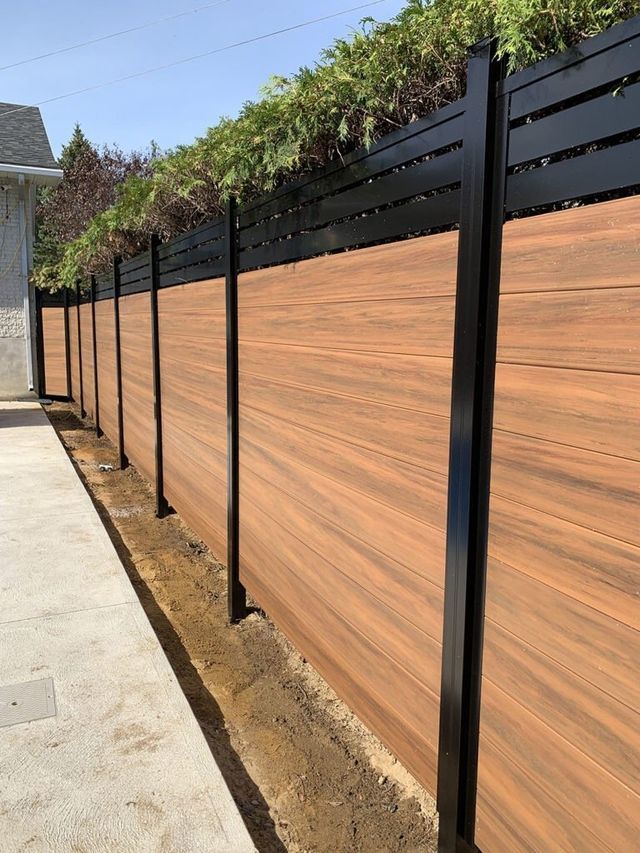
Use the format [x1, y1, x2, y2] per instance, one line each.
[41, 307, 67, 397]
[68, 302, 79, 402]
[79, 303, 94, 419]
[119, 293, 155, 483]
[476, 196, 640, 852]
[94, 299, 118, 446]
[158, 279, 228, 560]
[238, 233, 457, 796]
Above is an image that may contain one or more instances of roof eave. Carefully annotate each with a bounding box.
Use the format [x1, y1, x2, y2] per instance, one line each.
[0, 161, 63, 186]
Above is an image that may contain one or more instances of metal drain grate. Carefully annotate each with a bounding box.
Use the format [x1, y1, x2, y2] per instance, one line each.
[0, 678, 56, 728]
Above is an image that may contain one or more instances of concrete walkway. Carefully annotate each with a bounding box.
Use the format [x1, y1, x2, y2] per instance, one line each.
[0, 402, 254, 852]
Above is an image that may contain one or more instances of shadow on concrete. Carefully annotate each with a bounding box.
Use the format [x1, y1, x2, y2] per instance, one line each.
[44, 407, 90, 433]
[47, 408, 286, 853]
[0, 408, 49, 428]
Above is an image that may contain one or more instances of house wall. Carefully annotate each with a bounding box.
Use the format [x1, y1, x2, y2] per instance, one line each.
[0, 177, 35, 398]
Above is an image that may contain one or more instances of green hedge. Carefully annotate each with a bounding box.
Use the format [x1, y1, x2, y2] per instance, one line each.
[37, 0, 639, 289]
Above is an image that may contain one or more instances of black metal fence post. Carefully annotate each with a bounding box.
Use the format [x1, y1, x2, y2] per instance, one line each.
[90, 275, 102, 436]
[225, 197, 247, 622]
[63, 287, 72, 400]
[113, 257, 128, 470]
[149, 234, 169, 518]
[437, 38, 508, 852]
[75, 279, 85, 418]
[34, 288, 46, 398]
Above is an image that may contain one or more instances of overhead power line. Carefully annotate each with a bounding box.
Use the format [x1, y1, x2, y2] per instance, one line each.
[0, 0, 233, 73]
[0, 1, 389, 122]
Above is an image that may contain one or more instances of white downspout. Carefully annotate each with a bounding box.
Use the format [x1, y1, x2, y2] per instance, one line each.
[17, 173, 34, 391]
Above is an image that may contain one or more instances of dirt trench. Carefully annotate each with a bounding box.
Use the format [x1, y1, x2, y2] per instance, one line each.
[46, 402, 437, 853]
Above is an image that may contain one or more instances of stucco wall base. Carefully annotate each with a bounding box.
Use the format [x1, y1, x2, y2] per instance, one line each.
[0, 337, 31, 399]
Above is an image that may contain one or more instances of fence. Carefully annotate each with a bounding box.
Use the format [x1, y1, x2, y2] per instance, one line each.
[35, 17, 640, 852]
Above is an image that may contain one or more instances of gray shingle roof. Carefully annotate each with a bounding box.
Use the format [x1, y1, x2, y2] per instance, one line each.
[0, 102, 58, 169]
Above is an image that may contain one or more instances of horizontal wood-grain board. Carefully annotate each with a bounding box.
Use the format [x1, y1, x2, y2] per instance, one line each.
[240, 374, 450, 477]
[493, 362, 640, 459]
[476, 738, 607, 853]
[241, 341, 452, 417]
[500, 195, 640, 293]
[42, 307, 67, 397]
[496, 286, 640, 373]
[94, 299, 118, 446]
[240, 476, 443, 690]
[119, 293, 154, 483]
[479, 680, 640, 852]
[240, 405, 448, 529]
[477, 198, 640, 851]
[159, 279, 227, 560]
[241, 430, 446, 588]
[239, 295, 455, 357]
[79, 303, 94, 419]
[240, 522, 440, 793]
[69, 304, 79, 402]
[238, 236, 455, 798]
[238, 230, 458, 306]
[490, 429, 639, 547]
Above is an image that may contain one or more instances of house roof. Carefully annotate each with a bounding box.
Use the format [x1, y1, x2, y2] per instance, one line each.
[0, 102, 58, 169]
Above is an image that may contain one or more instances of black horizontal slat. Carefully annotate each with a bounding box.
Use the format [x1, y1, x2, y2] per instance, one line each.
[95, 289, 114, 301]
[506, 137, 640, 212]
[120, 278, 151, 297]
[239, 188, 460, 271]
[240, 148, 462, 249]
[158, 237, 226, 275]
[501, 13, 640, 97]
[509, 80, 640, 165]
[506, 31, 640, 121]
[120, 266, 151, 286]
[40, 293, 65, 307]
[119, 253, 148, 275]
[240, 105, 465, 226]
[241, 98, 465, 221]
[158, 258, 226, 288]
[157, 219, 224, 260]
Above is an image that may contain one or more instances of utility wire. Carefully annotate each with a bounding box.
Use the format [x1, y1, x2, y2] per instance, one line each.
[0, 0, 233, 72]
[0, 1, 389, 122]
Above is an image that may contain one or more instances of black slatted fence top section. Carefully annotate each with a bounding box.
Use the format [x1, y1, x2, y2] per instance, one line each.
[95, 274, 114, 301]
[40, 291, 65, 308]
[119, 252, 150, 296]
[237, 98, 466, 271]
[501, 14, 640, 214]
[113, 218, 226, 297]
[157, 218, 225, 288]
[41, 13, 640, 297]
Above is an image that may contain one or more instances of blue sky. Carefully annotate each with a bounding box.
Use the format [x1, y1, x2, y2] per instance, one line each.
[2, 0, 406, 158]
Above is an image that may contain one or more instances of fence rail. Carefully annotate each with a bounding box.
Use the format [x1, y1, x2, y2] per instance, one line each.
[36, 17, 640, 853]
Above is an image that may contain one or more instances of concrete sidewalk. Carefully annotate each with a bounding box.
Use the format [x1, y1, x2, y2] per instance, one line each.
[0, 402, 254, 852]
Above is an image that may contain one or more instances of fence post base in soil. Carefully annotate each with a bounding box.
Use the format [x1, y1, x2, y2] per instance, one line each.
[225, 197, 247, 623]
[149, 234, 170, 518]
[75, 279, 85, 418]
[90, 275, 102, 437]
[112, 257, 128, 470]
[437, 38, 507, 853]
